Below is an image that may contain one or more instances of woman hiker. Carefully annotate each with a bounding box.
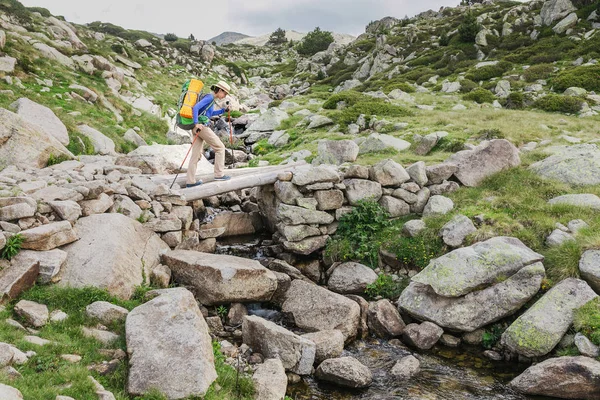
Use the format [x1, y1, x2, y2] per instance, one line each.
[186, 80, 232, 188]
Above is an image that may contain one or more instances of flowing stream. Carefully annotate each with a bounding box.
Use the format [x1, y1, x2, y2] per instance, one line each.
[216, 237, 554, 400]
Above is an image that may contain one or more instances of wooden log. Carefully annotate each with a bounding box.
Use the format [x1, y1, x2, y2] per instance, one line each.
[152, 162, 306, 187]
[181, 165, 311, 201]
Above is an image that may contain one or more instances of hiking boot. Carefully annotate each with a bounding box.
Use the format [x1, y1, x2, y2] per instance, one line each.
[214, 175, 231, 181]
[186, 180, 203, 188]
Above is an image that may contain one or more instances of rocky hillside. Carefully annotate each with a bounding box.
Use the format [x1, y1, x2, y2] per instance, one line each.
[0, 0, 600, 399]
[234, 30, 356, 46]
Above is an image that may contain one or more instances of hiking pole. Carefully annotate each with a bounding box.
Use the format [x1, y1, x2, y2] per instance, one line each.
[169, 128, 201, 189]
[225, 101, 235, 166]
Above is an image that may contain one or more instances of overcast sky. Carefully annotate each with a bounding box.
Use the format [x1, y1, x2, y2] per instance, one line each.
[18, 0, 471, 40]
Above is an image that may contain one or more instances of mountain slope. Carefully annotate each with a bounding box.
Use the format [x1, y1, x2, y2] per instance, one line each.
[207, 31, 251, 46]
[234, 30, 355, 46]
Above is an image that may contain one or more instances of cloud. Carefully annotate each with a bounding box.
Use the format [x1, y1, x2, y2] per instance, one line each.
[19, 0, 461, 40]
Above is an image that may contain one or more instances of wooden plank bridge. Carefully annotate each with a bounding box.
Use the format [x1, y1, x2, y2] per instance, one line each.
[151, 162, 311, 201]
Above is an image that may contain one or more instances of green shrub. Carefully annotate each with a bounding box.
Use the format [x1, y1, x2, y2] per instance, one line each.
[252, 139, 275, 155]
[439, 31, 450, 46]
[505, 92, 526, 109]
[26, 6, 51, 16]
[458, 13, 480, 43]
[325, 200, 391, 267]
[476, 128, 504, 140]
[463, 88, 495, 104]
[349, 39, 375, 53]
[499, 33, 533, 51]
[551, 65, 600, 92]
[268, 100, 283, 109]
[297, 27, 334, 56]
[459, 79, 478, 93]
[172, 40, 191, 54]
[323, 91, 365, 109]
[67, 132, 95, 156]
[1, 233, 24, 260]
[465, 61, 512, 81]
[110, 43, 124, 54]
[46, 153, 72, 166]
[164, 33, 178, 42]
[574, 298, 600, 346]
[523, 64, 554, 82]
[534, 94, 584, 114]
[482, 324, 504, 349]
[432, 137, 466, 153]
[384, 81, 416, 93]
[387, 233, 445, 271]
[365, 274, 408, 300]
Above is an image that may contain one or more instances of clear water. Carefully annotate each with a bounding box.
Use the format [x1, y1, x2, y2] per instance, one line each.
[216, 236, 553, 400]
[287, 339, 554, 400]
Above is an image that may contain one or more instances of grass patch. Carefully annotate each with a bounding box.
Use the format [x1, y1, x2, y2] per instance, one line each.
[0, 286, 254, 399]
[574, 298, 600, 346]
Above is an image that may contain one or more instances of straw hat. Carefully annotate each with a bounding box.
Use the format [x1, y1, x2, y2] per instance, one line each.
[214, 80, 231, 94]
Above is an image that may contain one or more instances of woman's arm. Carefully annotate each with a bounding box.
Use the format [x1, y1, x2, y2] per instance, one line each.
[192, 94, 214, 124]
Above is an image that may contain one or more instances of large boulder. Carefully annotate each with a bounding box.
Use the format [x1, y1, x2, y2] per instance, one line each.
[367, 299, 405, 338]
[126, 288, 217, 398]
[313, 140, 359, 165]
[529, 144, 600, 186]
[549, 194, 600, 211]
[580, 250, 600, 292]
[369, 159, 410, 186]
[282, 280, 361, 341]
[301, 330, 345, 364]
[162, 250, 278, 305]
[327, 262, 378, 294]
[20, 221, 78, 251]
[343, 179, 383, 206]
[0, 384, 23, 400]
[242, 315, 316, 375]
[252, 358, 287, 400]
[10, 98, 69, 145]
[77, 125, 116, 156]
[402, 322, 443, 350]
[439, 215, 477, 247]
[411, 236, 544, 297]
[501, 278, 598, 357]
[445, 139, 520, 187]
[0, 254, 39, 304]
[291, 165, 340, 186]
[315, 357, 372, 388]
[398, 262, 546, 332]
[541, 0, 577, 26]
[553, 12, 578, 34]
[246, 108, 289, 132]
[0, 108, 73, 169]
[60, 214, 168, 299]
[277, 204, 334, 225]
[358, 133, 411, 154]
[510, 356, 600, 399]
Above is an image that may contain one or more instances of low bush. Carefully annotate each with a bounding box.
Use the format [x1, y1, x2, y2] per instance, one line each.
[459, 79, 478, 93]
[325, 200, 391, 267]
[1, 233, 24, 260]
[523, 64, 554, 82]
[365, 274, 408, 300]
[534, 94, 584, 114]
[465, 61, 512, 81]
[462, 88, 495, 104]
[551, 65, 600, 92]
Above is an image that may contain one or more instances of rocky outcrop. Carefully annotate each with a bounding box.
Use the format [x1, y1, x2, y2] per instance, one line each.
[126, 288, 217, 398]
[398, 262, 545, 332]
[10, 98, 69, 145]
[445, 139, 520, 187]
[510, 356, 600, 399]
[252, 358, 288, 400]
[580, 250, 600, 292]
[301, 330, 345, 364]
[282, 280, 361, 342]
[411, 237, 544, 297]
[530, 144, 600, 186]
[60, 213, 168, 299]
[242, 315, 316, 375]
[501, 278, 598, 357]
[540, 0, 577, 26]
[162, 250, 278, 305]
[0, 109, 73, 169]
